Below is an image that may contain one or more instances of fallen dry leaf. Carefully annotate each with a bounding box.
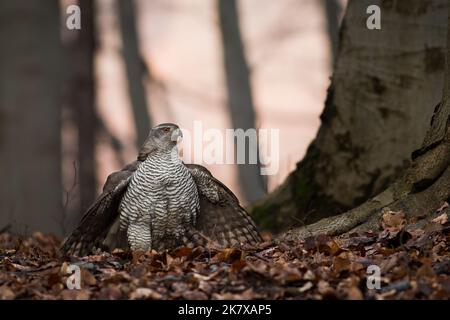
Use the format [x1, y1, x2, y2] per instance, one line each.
[298, 281, 313, 293]
[432, 213, 449, 225]
[0, 286, 15, 300]
[381, 210, 407, 232]
[130, 288, 162, 300]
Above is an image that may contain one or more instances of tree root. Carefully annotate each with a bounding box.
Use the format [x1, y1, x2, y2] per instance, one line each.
[280, 145, 450, 241]
[280, 187, 394, 240]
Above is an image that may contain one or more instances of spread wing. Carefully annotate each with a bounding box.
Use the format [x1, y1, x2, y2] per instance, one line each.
[186, 164, 262, 247]
[61, 161, 141, 256]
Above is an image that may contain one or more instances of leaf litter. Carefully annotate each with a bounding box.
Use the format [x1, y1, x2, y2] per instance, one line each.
[0, 209, 449, 300]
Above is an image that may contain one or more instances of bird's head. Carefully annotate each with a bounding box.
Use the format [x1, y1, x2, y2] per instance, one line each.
[152, 123, 183, 146]
[138, 123, 183, 160]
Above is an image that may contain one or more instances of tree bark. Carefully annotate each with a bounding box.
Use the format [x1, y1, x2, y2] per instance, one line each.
[64, 0, 97, 232]
[0, 0, 63, 236]
[321, 0, 341, 65]
[218, 0, 266, 204]
[283, 2, 450, 240]
[252, 0, 448, 233]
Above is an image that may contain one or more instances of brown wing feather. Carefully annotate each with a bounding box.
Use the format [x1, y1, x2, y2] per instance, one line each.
[61, 161, 141, 256]
[186, 164, 262, 247]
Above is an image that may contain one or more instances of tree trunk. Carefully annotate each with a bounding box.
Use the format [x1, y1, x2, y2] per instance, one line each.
[117, 0, 152, 146]
[63, 0, 97, 232]
[218, 0, 266, 204]
[321, 0, 341, 65]
[0, 0, 63, 236]
[252, 0, 448, 233]
[283, 2, 450, 240]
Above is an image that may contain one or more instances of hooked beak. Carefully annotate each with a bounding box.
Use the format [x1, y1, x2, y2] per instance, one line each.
[171, 128, 183, 143]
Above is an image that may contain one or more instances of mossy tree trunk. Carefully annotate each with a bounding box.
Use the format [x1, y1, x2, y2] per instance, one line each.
[283, 2, 450, 240]
[252, 0, 448, 233]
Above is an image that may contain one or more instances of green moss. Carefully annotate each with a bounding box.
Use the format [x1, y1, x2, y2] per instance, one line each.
[291, 143, 321, 207]
[295, 178, 312, 200]
[250, 143, 337, 232]
[251, 203, 280, 231]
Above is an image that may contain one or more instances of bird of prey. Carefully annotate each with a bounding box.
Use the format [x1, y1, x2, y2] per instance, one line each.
[62, 123, 261, 256]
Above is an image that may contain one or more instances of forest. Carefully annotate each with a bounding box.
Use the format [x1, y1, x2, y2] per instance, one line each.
[0, 0, 449, 302]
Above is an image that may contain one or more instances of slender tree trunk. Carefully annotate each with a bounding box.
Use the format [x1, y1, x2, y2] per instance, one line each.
[0, 0, 63, 236]
[117, 0, 152, 146]
[252, 0, 448, 233]
[63, 0, 97, 232]
[218, 0, 266, 203]
[283, 1, 450, 240]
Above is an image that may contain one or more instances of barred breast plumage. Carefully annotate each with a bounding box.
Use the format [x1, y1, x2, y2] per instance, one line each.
[61, 123, 261, 257]
[119, 147, 199, 251]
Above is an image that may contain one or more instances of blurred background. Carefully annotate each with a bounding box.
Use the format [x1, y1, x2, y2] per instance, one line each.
[0, 0, 346, 236]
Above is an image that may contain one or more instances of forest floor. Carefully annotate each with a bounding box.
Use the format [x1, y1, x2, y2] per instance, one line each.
[0, 208, 449, 300]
